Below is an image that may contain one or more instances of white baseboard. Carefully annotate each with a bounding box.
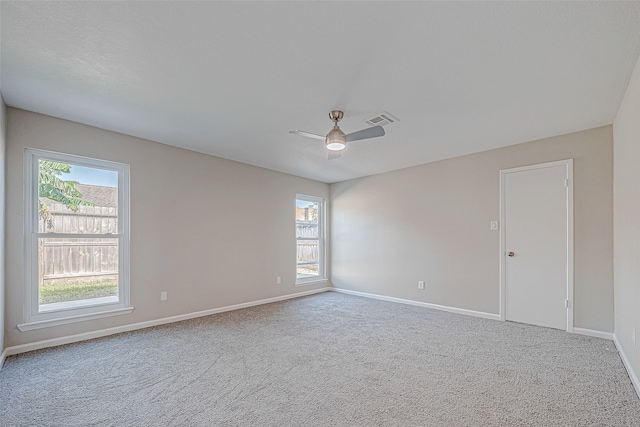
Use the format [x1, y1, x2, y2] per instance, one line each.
[2, 287, 332, 360]
[573, 327, 614, 340]
[331, 288, 501, 321]
[613, 334, 640, 400]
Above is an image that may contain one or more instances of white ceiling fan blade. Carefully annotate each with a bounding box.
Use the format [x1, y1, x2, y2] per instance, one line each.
[327, 151, 342, 160]
[289, 130, 325, 140]
[345, 125, 385, 142]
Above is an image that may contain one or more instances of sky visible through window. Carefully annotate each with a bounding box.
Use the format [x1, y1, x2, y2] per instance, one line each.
[64, 164, 118, 188]
[296, 200, 315, 208]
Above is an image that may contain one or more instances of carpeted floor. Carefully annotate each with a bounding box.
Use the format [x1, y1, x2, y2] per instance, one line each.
[1, 292, 639, 426]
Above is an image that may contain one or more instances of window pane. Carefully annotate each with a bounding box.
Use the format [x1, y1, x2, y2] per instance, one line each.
[296, 200, 318, 238]
[38, 237, 119, 312]
[38, 160, 118, 234]
[297, 240, 319, 278]
[296, 196, 323, 283]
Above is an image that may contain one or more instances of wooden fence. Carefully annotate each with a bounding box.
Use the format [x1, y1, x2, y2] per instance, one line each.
[296, 241, 319, 263]
[39, 203, 118, 284]
[296, 222, 319, 274]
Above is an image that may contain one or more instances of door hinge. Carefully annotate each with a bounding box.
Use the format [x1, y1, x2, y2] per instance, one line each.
[565, 178, 571, 187]
[564, 299, 570, 308]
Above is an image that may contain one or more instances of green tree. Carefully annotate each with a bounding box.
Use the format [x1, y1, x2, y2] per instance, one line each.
[310, 202, 319, 221]
[38, 160, 94, 227]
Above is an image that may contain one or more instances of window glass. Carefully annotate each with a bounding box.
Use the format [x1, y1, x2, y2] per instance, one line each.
[36, 159, 122, 312]
[296, 196, 324, 282]
[38, 237, 119, 312]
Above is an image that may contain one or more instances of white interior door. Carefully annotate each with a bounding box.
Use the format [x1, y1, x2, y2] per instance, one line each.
[500, 160, 573, 331]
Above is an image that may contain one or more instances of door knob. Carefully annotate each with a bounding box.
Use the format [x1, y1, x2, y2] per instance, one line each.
[508, 251, 515, 257]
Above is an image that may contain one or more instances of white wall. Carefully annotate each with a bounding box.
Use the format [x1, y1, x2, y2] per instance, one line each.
[5, 108, 330, 348]
[331, 127, 614, 332]
[0, 95, 6, 356]
[613, 54, 640, 390]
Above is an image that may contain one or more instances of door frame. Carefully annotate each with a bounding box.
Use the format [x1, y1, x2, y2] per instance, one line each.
[499, 159, 574, 332]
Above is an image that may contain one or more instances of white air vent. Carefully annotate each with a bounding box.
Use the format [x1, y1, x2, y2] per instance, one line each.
[365, 111, 399, 127]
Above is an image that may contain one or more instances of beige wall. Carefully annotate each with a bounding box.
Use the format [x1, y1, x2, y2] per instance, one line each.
[5, 108, 330, 347]
[331, 126, 613, 332]
[613, 54, 640, 386]
[0, 96, 6, 353]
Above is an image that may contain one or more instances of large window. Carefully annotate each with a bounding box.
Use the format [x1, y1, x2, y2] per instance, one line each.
[296, 195, 325, 284]
[20, 149, 131, 330]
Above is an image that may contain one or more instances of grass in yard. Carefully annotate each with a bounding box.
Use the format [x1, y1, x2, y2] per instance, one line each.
[297, 265, 319, 276]
[39, 279, 118, 304]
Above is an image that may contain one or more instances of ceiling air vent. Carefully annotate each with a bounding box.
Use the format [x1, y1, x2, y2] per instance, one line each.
[365, 111, 399, 127]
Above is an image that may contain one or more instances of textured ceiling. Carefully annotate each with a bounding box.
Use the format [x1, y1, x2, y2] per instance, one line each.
[2, 1, 640, 183]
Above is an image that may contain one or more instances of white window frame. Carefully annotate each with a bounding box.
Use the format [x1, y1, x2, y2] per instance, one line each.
[19, 148, 132, 331]
[295, 194, 326, 286]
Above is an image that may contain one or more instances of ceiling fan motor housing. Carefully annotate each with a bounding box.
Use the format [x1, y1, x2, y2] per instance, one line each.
[329, 110, 344, 123]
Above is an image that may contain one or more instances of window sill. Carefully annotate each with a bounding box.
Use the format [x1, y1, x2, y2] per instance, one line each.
[39, 296, 119, 313]
[17, 306, 134, 331]
[295, 279, 329, 287]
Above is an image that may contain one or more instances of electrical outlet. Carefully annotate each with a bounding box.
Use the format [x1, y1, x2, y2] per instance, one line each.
[160, 291, 167, 301]
[276, 276, 282, 285]
[418, 281, 425, 290]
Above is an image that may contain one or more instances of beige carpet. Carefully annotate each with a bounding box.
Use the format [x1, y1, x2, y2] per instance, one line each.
[1, 292, 639, 426]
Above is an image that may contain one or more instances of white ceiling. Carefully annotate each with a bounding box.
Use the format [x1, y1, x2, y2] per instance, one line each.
[2, 2, 640, 183]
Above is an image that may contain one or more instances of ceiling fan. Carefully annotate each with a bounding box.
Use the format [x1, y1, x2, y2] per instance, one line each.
[290, 110, 385, 159]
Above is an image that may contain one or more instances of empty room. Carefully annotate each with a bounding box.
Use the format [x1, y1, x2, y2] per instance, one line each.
[1, 1, 640, 425]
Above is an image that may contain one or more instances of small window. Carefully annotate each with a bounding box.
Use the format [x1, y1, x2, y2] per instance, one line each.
[296, 195, 325, 284]
[20, 149, 131, 330]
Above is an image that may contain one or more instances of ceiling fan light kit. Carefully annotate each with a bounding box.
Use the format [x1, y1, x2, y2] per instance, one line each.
[325, 125, 347, 151]
[290, 110, 386, 158]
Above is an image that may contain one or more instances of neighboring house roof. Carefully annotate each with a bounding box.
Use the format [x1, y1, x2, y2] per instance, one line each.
[41, 184, 117, 208]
